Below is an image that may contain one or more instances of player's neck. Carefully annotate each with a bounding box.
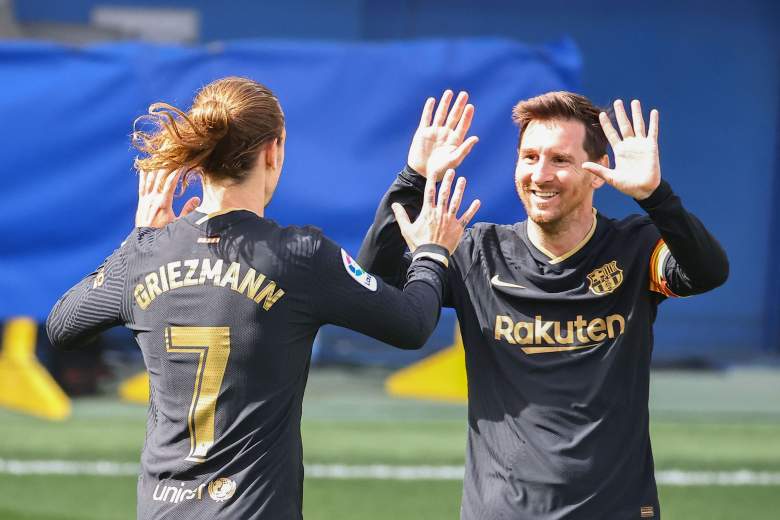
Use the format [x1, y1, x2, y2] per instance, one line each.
[197, 171, 269, 218]
[527, 205, 596, 260]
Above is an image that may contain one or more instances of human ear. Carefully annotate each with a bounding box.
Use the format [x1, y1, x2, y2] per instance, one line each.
[590, 154, 609, 189]
[264, 138, 279, 169]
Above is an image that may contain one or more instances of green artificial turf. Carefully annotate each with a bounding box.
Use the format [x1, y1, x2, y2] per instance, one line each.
[1, 368, 779, 519]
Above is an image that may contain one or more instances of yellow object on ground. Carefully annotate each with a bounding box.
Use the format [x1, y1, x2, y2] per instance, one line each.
[119, 370, 149, 404]
[385, 323, 467, 403]
[0, 317, 71, 420]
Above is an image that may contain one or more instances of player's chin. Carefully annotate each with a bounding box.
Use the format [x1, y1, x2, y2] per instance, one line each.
[521, 199, 557, 223]
[527, 200, 562, 223]
[528, 211, 559, 226]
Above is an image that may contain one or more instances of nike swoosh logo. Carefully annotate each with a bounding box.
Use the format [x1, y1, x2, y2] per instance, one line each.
[490, 275, 526, 290]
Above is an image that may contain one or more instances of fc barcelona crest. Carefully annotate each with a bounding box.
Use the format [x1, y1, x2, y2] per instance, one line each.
[587, 261, 623, 295]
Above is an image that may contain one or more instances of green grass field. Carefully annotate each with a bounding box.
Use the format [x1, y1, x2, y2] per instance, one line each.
[1, 367, 780, 519]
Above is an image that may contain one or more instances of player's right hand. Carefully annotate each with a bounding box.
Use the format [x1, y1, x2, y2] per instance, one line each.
[135, 169, 200, 228]
[392, 169, 480, 254]
[407, 90, 479, 181]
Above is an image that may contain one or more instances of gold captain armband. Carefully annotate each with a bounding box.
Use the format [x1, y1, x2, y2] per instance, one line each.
[649, 239, 679, 297]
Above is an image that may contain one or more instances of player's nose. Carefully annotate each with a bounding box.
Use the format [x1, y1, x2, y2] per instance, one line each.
[530, 161, 555, 184]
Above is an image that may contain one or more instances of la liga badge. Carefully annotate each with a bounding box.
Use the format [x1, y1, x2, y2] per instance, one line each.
[341, 249, 377, 292]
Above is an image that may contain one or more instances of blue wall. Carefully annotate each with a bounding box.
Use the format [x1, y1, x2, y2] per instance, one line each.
[365, 1, 780, 356]
[11, 0, 780, 356]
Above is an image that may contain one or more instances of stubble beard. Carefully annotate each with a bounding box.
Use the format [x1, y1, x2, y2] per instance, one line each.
[517, 183, 591, 237]
[517, 184, 563, 234]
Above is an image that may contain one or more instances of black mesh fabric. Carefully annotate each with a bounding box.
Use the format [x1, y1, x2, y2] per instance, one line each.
[47, 209, 449, 520]
[358, 169, 728, 520]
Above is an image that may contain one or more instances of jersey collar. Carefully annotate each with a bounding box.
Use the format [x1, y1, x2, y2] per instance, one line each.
[524, 209, 598, 265]
[194, 207, 249, 225]
[182, 208, 259, 232]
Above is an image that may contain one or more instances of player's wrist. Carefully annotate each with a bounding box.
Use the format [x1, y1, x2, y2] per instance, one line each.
[400, 164, 427, 191]
[631, 178, 662, 201]
[412, 243, 450, 268]
[636, 179, 673, 210]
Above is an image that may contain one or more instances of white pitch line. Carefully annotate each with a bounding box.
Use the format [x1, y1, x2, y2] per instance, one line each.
[0, 459, 139, 476]
[655, 470, 780, 486]
[305, 464, 465, 480]
[1, 459, 780, 485]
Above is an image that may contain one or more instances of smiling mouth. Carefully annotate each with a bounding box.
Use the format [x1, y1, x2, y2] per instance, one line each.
[529, 189, 559, 201]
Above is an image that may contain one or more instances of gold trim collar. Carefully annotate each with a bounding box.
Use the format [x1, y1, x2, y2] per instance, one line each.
[531, 209, 598, 265]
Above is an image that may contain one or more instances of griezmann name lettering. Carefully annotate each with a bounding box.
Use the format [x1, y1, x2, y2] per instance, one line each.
[134, 259, 285, 311]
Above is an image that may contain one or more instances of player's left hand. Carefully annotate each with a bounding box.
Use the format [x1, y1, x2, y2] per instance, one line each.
[582, 99, 661, 200]
[135, 169, 200, 228]
[407, 90, 479, 181]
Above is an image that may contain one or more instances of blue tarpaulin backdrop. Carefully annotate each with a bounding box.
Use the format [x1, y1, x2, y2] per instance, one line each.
[2, 38, 579, 316]
[0, 38, 760, 361]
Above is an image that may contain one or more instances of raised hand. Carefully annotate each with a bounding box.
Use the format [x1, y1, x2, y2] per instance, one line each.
[391, 169, 480, 254]
[408, 90, 479, 181]
[135, 169, 200, 228]
[582, 99, 661, 200]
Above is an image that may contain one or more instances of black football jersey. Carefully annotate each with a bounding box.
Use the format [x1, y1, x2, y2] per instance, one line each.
[358, 167, 728, 520]
[47, 208, 450, 520]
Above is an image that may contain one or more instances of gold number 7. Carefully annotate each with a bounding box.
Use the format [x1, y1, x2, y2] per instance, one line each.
[166, 326, 231, 463]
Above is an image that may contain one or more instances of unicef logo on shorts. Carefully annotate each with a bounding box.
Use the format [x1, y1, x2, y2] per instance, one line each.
[207, 477, 237, 502]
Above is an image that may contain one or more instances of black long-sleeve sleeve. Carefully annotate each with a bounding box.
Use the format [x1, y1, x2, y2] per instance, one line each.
[638, 180, 729, 296]
[310, 236, 449, 349]
[358, 165, 426, 288]
[47, 219, 450, 352]
[46, 238, 131, 349]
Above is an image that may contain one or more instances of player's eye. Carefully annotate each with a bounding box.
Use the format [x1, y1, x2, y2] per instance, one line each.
[522, 153, 538, 163]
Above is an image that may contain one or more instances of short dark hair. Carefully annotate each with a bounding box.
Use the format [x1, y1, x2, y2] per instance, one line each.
[512, 91, 607, 161]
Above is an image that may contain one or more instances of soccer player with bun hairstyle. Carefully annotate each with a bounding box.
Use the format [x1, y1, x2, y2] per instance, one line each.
[360, 90, 728, 519]
[47, 77, 480, 519]
[132, 77, 287, 223]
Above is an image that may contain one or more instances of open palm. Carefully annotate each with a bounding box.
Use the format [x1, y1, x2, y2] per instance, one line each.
[408, 90, 479, 181]
[392, 169, 480, 254]
[136, 169, 200, 228]
[582, 99, 661, 200]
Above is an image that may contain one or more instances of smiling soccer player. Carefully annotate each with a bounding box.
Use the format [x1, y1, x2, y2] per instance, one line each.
[359, 90, 728, 519]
